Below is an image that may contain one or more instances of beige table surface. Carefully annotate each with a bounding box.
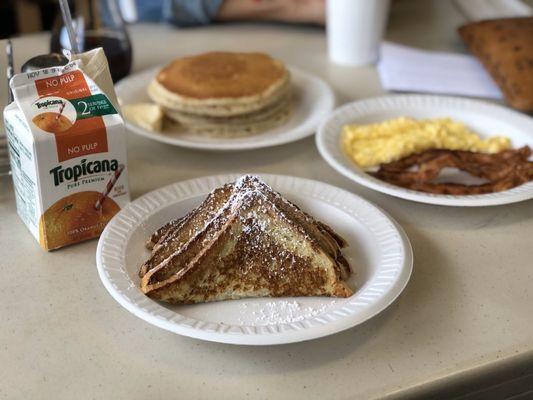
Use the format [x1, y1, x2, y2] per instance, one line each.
[2, 1, 533, 399]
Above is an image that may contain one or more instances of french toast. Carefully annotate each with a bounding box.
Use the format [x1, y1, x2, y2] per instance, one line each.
[139, 183, 235, 277]
[139, 176, 353, 304]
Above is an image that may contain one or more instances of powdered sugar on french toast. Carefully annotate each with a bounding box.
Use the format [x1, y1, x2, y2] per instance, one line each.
[237, 300, 337, 325]
[146, 175, 331, 274]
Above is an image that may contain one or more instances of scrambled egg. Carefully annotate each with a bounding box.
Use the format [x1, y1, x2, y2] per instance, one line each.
[342, 117, 511, 169]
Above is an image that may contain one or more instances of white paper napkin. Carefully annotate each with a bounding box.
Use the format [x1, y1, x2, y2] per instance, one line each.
[377, 42, 503, 99]
[453, 0, 532, 21]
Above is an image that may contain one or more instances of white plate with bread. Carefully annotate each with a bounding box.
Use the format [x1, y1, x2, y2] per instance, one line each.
[96, 174, 412, 345]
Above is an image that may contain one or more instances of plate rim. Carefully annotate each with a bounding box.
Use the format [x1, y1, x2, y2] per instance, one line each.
[316, 94, 533, 207]
[116, 65, 335, 151]
[96, 173, 413, 345]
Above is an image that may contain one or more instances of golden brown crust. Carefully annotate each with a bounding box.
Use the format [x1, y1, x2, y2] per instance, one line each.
[458, 17, 533, 112]
[139, 184, 234, 278]
[156, 52, 287, 99]
[145, 216, 185, 250]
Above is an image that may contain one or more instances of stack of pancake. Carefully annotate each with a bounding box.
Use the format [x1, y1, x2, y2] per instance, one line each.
[148, 52, 292, 136]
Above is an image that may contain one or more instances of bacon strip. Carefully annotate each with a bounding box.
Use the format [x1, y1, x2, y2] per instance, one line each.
[370, 146, 533, 195]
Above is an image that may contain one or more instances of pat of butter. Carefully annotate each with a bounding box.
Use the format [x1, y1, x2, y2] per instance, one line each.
[342, 117, 511, 168]
[122, 103, 164, 132]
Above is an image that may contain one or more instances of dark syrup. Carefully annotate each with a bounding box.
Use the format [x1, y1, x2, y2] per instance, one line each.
[51, 32, 132, 82]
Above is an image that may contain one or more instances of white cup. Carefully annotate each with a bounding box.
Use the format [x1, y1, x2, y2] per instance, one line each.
[327, 0, 390, 66]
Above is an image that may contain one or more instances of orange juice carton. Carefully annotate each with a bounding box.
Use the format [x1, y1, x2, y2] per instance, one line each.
[4, 49, 129, 251]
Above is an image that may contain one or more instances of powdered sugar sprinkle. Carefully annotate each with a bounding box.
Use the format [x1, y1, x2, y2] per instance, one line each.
[237, 300, 336, 325]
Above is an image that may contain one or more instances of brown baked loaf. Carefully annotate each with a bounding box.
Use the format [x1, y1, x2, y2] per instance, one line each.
[458, 17, 533, 112]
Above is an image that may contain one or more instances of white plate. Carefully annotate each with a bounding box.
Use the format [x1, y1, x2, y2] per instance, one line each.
[316, 95, 533, 206]
[116, 66, 335, 151]
[96, 174, 412, 345]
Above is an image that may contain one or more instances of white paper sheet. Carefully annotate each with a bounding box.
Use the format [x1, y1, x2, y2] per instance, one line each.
[377, 42, 503, 99]
[453, 0, 532, 21]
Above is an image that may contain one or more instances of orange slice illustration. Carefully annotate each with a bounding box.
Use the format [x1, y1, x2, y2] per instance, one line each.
[39, 191, 120, 250]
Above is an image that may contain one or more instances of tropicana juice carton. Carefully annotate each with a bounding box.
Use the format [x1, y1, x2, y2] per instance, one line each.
[4, 49, 129, 251]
